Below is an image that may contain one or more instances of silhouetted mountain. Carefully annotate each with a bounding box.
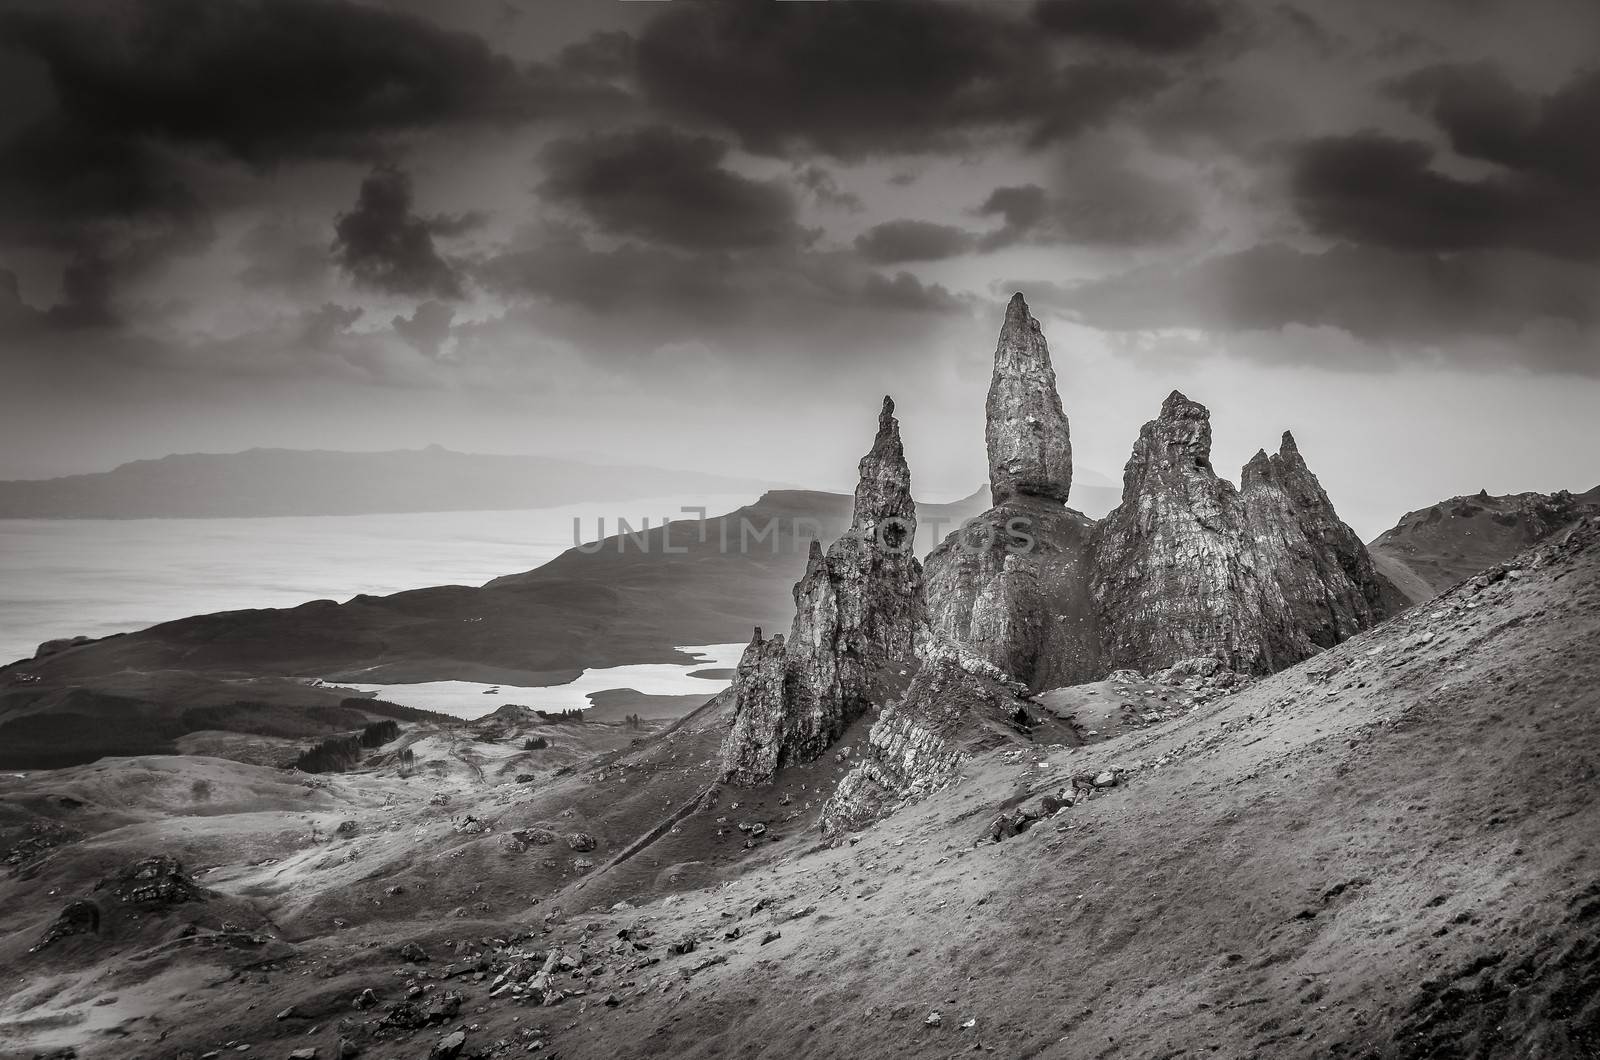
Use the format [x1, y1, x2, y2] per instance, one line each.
[0, 445, 777, 518]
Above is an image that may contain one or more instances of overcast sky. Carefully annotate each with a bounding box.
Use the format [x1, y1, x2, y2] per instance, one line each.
[1, 0, 1597, 537]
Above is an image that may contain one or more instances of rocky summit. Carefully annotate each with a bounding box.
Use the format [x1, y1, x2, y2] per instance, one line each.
[1092, 392, 1393, 675]
[718, 397, 925, 784]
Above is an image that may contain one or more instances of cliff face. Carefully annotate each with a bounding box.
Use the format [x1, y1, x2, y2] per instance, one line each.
[718, 398, 924, 784]
[925, 294, 1099, 688]
[923, 499, 1100, 689]
[1092, 392, 1391, 675]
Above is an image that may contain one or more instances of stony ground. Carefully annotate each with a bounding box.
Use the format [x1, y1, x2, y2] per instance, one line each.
[2, 525, 1597, 1060]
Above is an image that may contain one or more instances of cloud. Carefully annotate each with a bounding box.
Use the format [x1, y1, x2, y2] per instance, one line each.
[1031, 0, 1227, 53]
[1289, 132, 1600, 260]
[0, 0, 618, 166]
[854, 220, 977, 264]
[633, 0, 1165, 158]
[393, 300, 455, 358]
[475, 224, 973, 361]
[1024, 241, 1600, 371]
[1389, 62, 1600, 187]
[976, 155, 1198, 248]
[794, 165, 864, 212]
[332, 165, 465, 299]
[538, 126, 810, 251]
[236, 218, 331, 294]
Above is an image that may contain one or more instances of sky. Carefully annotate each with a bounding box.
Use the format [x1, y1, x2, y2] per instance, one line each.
[1, 0, 1598, 538]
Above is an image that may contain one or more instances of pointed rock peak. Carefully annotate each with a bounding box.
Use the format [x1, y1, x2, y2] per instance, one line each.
[1139, 391, 1213, 463]
[852, 394, 916, 532]
[986, 293, 1072, 506]
[1159, 390, 1204, 419]
[1279, 429, 1299, 454]
[868, 395, 905, 462]
[1003, 291, 1037, 332]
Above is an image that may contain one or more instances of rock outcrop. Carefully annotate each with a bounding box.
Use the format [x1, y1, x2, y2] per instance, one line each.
[719, 398, 925, 784]
[985, 293, 1072, 506]
[923, 499, 1100, 689]
[1238, 431, 1389, 658]
[820, 645, 1028, 834]
[716, 628, 789, 786]
[926, 294, 1099, 687]
[1091, 391, 1391, 674]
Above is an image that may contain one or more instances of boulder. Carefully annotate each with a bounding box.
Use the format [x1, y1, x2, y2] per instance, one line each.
[430, 1030, 467, 1060]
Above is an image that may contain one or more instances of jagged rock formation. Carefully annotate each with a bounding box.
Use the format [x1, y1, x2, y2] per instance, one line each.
[820, 645, 1027, 834]
[926, 294, 1099, 687]
[718, 398, 925, 784]
[717, 628, 789, 786]
[1092, 391, 1390, 674]
[986, 293, 1072, 506]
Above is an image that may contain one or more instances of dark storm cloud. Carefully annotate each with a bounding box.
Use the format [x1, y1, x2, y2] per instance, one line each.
[855, 221, 977, 264]
[633, 0, 1165, 158]
[1290, 132, 1600, 260]
[1028, 242, 1600, 371]
[476, 226, 969, 357]
[976, 167, 1197, 248]
[0, 120, 208, 255]
[1389, 62, 1600, 186]
[539, 127, 810, 251]
[1031, 0, 1227, 53]
[332, 166, 465, 300]
[0, 0, 614, 166]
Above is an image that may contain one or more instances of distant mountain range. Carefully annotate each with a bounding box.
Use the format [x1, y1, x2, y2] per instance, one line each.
[0, 446, 780, 519]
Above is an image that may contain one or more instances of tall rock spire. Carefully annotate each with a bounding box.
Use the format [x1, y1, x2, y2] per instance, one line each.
[925, 296, 1099, 688]
[718, 397, 925, 784]
[986, 293, 1072, 506]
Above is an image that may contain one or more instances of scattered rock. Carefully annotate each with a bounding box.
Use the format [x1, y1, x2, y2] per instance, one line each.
[566, 832, 597, 852]
[29, 898, 101, 952]
[429, 1030, 467, 1060]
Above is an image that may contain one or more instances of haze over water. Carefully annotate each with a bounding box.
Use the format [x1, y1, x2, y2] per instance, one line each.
[0, 495, 755, 666]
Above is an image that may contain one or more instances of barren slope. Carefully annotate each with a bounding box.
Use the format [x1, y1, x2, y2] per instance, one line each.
[1, 522, 1595, 1059]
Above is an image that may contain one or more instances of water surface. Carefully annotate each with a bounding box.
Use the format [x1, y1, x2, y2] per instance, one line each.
[0, 495, 755, 665]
